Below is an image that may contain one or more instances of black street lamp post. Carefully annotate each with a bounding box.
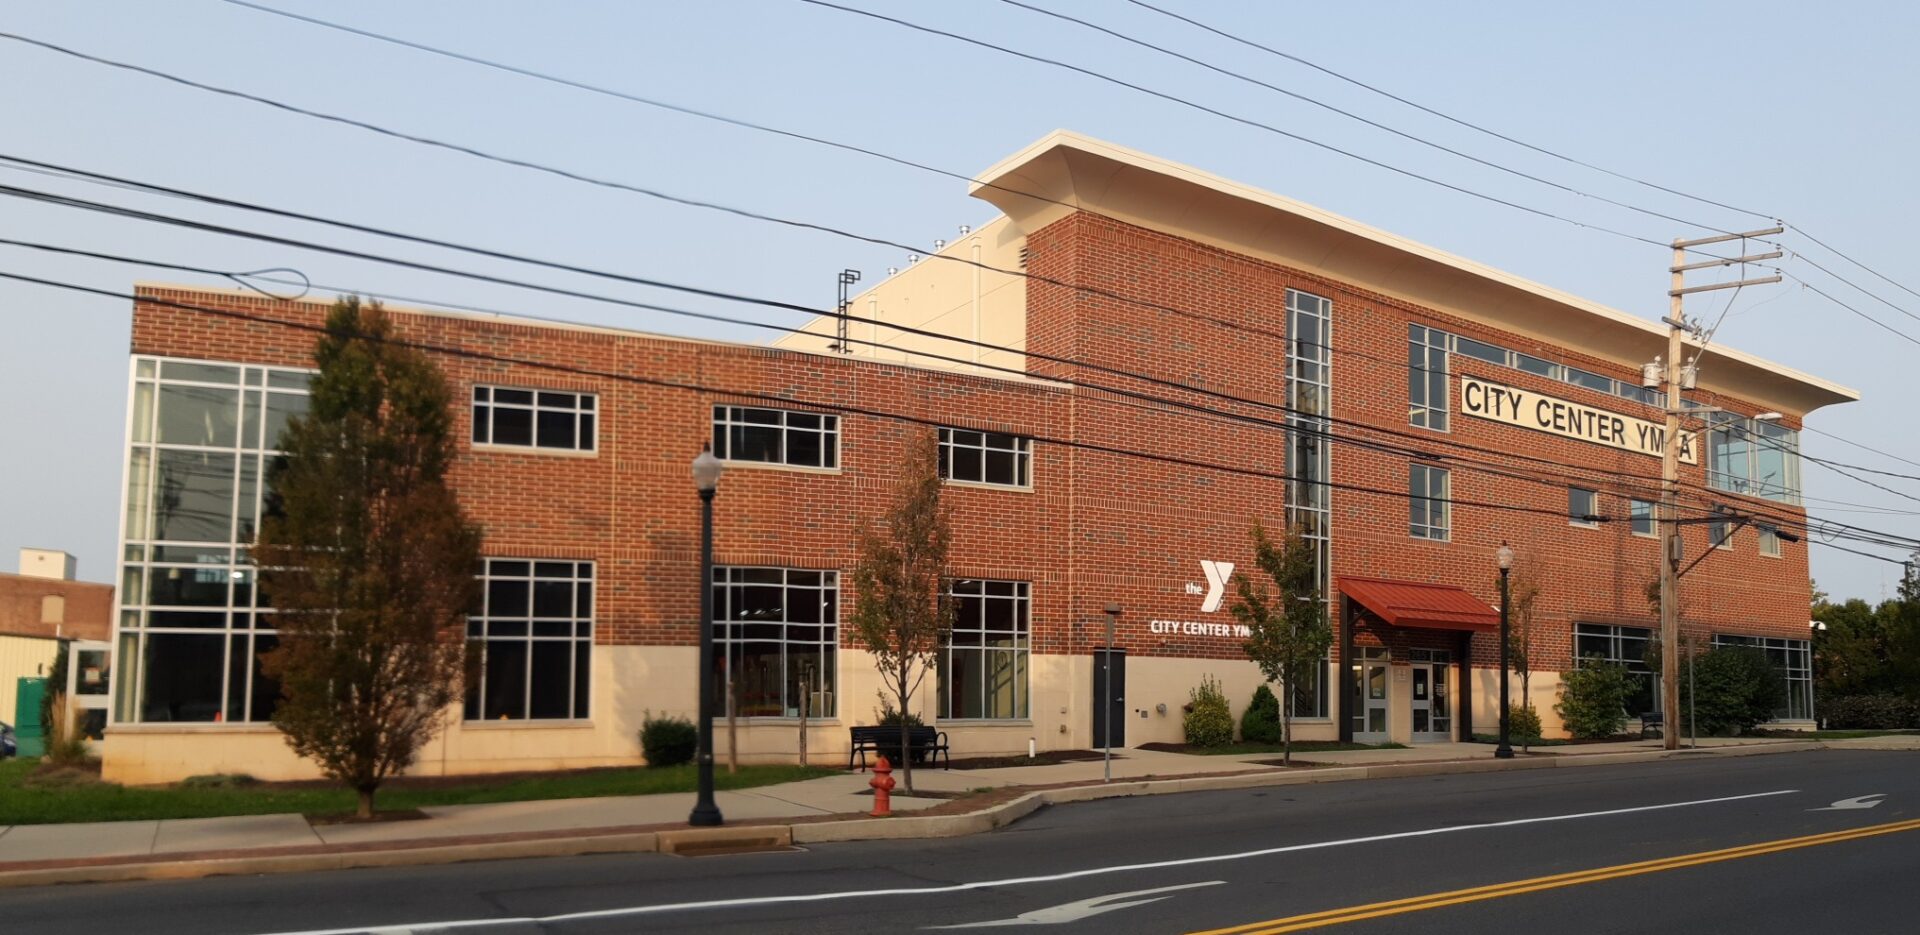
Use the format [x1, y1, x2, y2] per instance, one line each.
[689, 446, 725, 827]
[1495, 541, 1515, 760]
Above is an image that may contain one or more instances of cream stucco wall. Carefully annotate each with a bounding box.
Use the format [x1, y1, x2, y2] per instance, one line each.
[0, 634, 59, 725]
[101, 645, 1344, 783]
[771, 216, 1029, 379]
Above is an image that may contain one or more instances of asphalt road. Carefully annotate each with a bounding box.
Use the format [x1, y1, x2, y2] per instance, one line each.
[0, 750, 1915, 934]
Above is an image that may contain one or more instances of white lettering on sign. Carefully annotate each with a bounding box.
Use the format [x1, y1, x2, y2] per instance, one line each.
[1459, 376, 1697, 464]
[1149, 619, 1251, 638]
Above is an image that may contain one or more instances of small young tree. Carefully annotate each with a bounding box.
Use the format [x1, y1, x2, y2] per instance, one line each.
[254, 298, 481, 819]
[850, 429, 953, 795]
[1229, 521, 1331, 765]
[1502, 552, 1543, 751]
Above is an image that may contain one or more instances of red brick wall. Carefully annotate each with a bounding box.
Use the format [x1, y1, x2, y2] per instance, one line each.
[0, 573, 112, 641]
[132, 205, 1816, 677]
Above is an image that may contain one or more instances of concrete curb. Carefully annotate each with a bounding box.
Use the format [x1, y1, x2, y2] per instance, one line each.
[0, 739, 1841, 888]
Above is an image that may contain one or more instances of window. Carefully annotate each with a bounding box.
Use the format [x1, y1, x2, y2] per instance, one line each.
[472, 386, 596, 452]
[712, 567, 838, 717]
[1514, 353, 1557, 379]
[1409, 464, 1450, 541]
[1709, 505, 1735, 550]
[1287, 289, 1333, 720]
[939, 429, 1031, 487]
[1453, 336, 1507, 366]
[116, 357, 311, 725]
[1758, 523, 1782, 558]
[1713, 635, 1813, 720]
[466, 560, 594, 721]
[1574, 623, 1656, 715]
[1407, 325, 1449, 431]
[941, 579, 1030, 720]
[1564, 367, 1612, 393]
[1568, 487, 1599, 527]
[1630, 499, 1656, 538]
[711, 406, 839, 469]
[1707, 414, 1802, 505]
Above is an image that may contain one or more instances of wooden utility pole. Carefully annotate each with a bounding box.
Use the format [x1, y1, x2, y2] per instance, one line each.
[1660, 228, 1782, 750]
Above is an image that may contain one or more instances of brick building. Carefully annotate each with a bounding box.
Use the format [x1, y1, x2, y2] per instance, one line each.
[103, 132, 1854, 782]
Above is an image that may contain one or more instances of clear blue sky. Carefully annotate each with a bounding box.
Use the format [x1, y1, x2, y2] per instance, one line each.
[3, 1, 1916, 601]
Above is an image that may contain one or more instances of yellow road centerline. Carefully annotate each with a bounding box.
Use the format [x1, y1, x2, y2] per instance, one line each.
[1189, 817, 1920, 935]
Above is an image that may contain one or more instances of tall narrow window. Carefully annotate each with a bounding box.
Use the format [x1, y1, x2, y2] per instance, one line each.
[1758, 523, 1782, 558]
[466, 559, 594, 721]
[1408, 324, 1449, 431]
[1409, 464, 1451, 541]
[1709, 505, 1735, 550]
[1286, 289, 1333, 718]
[938, 429, 1031, 488]
[711, 567, 838, 717]
[1568, 487, 1599, 527]
[941, 579, 1030, 720]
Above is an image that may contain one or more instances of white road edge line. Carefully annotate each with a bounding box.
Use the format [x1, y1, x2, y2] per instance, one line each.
[252, 788, 1799, 935]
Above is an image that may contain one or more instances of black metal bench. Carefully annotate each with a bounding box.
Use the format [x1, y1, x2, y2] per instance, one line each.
[1640, 711, 1663, 738]
[848, 725, 950, 770]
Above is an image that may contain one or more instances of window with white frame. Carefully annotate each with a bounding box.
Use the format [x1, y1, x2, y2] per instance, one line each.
[1408, 324, 1449, 431]
[1287, 289, 1333, 719]
[1409, 464, 1450, 541]
[1573, 623, 1656, 715]
[939, 429, 1031, 487]
[941, 579, 1030, 720]
[1568, 487, 1599, 527]
[1709, 505, 1735, 550]
[1758, 523, 1782, 558]
[711, 567, 838, 717]
[116, 357, 311, 725]
[1630, 499, 1656, 538]
[1712, 634, 1813, 720]
[472, 386, 597, 452]
[711, 405, 839, 469]
[466, 559, 594, 720]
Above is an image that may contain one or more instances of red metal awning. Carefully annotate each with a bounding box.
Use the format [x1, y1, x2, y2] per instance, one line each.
[1337, 576, 1498, 632]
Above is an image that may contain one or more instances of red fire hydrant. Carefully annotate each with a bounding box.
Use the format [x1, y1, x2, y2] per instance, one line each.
[869, 755, 896, 817]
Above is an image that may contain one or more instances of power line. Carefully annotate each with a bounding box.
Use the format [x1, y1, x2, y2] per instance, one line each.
[1782, 272, 1920, 348]
[1803, 424, 1920, 473]
[791, 1, 1696, 252]
[1789, 223, 1920, 305]
[1122, 0, 1776, 222]
[11, 268, 1654, 527]
[10, 219, 1908, 557]
[995, 0, 1743, 237]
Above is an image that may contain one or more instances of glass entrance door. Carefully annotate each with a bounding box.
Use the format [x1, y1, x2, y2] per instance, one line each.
[1349, 647, 1389, 743]
[1410, 649, 1452, 742]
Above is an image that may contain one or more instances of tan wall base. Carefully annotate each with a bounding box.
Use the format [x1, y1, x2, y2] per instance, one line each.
[102, 649, 1341, 783]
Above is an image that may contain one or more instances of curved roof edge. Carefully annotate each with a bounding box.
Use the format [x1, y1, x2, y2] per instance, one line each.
[969, 130, 1859, 418]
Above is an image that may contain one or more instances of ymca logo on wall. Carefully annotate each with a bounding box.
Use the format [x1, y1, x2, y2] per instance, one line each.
[1198, 560, 1235, 613]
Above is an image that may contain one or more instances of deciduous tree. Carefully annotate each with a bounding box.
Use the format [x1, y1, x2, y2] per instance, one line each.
[850, 429, 953, 794]
[254, 298, 481, 819]
[1229, 521, 1331, 765]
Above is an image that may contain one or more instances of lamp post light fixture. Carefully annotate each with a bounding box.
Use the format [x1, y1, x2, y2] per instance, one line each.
[689, 446, 724, 827]
[1102, 603, 1121, 783]
[1495, 541, 1515, 760]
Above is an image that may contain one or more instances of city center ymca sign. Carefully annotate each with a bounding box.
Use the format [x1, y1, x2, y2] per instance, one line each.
[1460, 376, 1697, 464]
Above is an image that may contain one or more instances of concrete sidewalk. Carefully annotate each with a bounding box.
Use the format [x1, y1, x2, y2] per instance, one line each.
[1, 735, 1911, 880]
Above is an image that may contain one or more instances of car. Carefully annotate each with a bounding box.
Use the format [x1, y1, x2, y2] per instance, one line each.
[0, 721, 15, 758]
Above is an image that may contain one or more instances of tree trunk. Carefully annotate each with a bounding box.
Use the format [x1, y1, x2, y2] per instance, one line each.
[1520, 670, 1532, 753]
[726, 676, 739, 775]
[356, 786, 375, 820]
[1281, 707, 1292, 767]
[797, 669, 810, 769]
[898, 662, 915, 795]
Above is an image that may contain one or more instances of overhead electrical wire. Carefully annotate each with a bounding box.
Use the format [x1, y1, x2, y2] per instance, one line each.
[993, 0, 1743, 236]
[791, 1, 1705, 252]
[1121, 0, 1777, 222]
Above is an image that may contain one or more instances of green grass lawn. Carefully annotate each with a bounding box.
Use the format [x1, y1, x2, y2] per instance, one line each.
[0, 759, 837, 826]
